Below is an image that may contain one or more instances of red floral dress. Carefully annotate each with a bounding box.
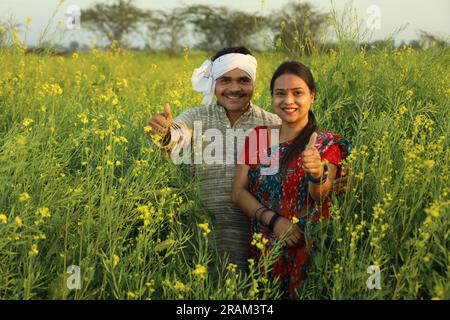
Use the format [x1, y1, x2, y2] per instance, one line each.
[240, 126, 350, 299]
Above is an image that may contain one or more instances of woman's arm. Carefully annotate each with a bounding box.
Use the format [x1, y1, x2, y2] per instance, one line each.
[302, 133, 340, 203]
[232, 164, 266, 220]
[308, 162, 338, 203]
[232, 164, 304, 247]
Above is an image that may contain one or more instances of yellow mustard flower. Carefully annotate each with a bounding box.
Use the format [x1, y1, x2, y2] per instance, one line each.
[14, 216, 23, 227]
[424, 160, 435, 169]
[0, 214, 7, 224]
[173, 281, 186, 292]
[22, 118, 34, 127]
[19, 192, 31, 202]
[197, 222, 211, 237]
[36, 207, 51, 218]
[192, 264, 207, 280]
[29, 244, 39, 256]
[226, 263, 238, 273]
[113, 254, 120, 267]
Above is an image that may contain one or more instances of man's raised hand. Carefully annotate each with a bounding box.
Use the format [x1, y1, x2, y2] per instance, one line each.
[146, 103, 173, 138]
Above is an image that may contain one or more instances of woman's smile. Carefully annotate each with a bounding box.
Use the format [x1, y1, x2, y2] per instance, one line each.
[281, 106, 299, 115]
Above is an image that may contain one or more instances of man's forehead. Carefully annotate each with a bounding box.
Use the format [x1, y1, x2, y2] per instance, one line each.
[218, 68, 252, 79]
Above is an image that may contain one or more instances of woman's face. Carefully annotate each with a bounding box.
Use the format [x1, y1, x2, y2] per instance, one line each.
[272, 73, 315, 124]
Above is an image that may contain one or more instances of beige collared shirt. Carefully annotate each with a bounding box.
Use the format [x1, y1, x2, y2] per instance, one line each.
[160, 103, 281, 270]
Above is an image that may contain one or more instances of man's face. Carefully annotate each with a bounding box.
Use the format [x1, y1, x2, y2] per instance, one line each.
[214, 68, 254, 113]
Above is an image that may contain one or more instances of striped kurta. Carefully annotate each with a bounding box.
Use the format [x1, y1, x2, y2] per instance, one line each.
[162, 103, 281, 271]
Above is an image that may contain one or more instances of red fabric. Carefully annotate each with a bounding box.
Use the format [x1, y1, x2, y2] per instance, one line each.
[241, 125, 348, 299]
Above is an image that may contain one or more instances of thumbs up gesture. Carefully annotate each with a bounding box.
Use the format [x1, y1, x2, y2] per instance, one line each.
[146, 103, 173, 138]
[301, 132, 324, 179]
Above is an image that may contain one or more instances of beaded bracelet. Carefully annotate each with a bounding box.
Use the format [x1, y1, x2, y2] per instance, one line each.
[307, 163, 329, 185]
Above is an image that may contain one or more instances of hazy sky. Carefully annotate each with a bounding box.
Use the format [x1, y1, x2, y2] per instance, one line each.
[0, 0, 449, 47]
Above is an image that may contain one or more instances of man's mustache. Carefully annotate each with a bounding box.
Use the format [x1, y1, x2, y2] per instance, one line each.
[223, 91, 247, 97]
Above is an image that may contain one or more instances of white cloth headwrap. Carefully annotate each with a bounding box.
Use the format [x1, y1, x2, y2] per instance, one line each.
[191, 53, 257, 105]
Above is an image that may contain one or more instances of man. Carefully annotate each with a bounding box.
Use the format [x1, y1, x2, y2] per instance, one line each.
[147, 47, 281, 271]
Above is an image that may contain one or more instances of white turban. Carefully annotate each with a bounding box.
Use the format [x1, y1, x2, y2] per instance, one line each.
[191, 53, 257, 105]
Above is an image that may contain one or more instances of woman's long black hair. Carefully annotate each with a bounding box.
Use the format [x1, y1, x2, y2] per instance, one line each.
[270, 61, 318, 176]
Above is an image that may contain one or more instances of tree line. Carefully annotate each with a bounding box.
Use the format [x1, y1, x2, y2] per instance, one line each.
[80, 0, 332, 54]
[1, 0, 447, 54]
[80, 0, 448, 54]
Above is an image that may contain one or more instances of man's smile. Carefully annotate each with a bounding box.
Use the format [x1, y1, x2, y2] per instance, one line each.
[224, 93, 247, 100]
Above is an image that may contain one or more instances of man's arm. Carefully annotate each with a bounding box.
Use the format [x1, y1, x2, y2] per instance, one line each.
[146, 103, 195, 153]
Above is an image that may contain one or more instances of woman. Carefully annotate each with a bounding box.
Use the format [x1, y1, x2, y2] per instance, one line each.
[232, 61, 350, 299]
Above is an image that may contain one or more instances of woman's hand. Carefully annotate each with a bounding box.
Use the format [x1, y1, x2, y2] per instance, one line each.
[273, 216, 305, 248]
[302, 132, 324, 179]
